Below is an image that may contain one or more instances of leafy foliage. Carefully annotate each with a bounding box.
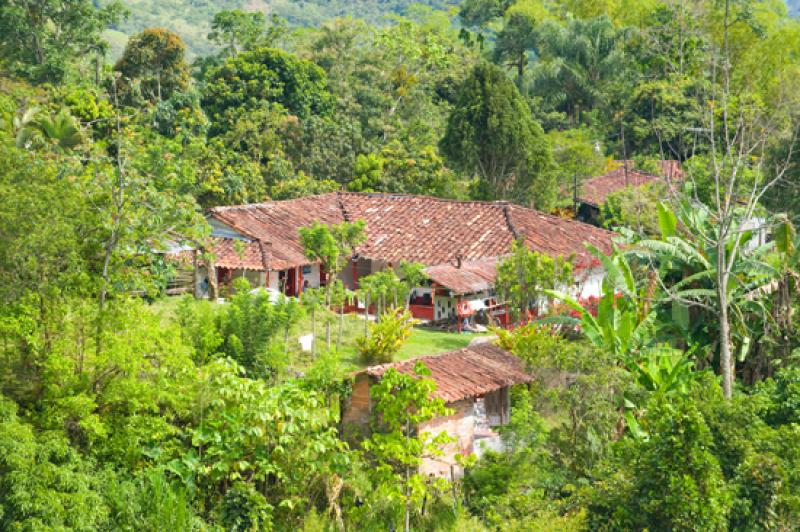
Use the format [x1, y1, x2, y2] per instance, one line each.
[357, 308, 418, 364]
[441, 61, 555, 208]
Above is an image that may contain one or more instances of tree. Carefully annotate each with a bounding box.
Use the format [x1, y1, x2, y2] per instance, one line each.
[496, 240, 572, 324]
[441, 61, 555, 208]
[589, 399, 732, 530]
[362, 362, 453, 531]
[530, 16, 629, 124]
[190, 359, 350, 528]
[358, 269, 406, 321]
[217, 278, 298, 379]
[600, 181, 666, 236]
[492, 1, 545, 86]
[622, 74, 707, 160]
[114, 29, 190, 105]
[300, 287, 326, 358]
[0, 0, 124, 83]
[654, 0, 798, 399]
[547, 127, 607, 202]
[14, 108, 83, 152]
[459, 0, 512, 28]
[638, 200, 779, 397]
[348, 153, 384, 192]
[208, 10, 286, 57]
[202, 47, 333, 134]
[299, 220, 367, 347]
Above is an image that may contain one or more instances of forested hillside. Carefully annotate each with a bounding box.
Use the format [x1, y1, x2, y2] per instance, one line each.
[104, 0, 462, 57]
[105, 0, 800, 58]
[2, 0, 800, 529]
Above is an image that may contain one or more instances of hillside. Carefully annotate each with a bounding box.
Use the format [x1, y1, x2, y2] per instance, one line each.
[106, 0, 461, 58]
[105, 0, 799, 59]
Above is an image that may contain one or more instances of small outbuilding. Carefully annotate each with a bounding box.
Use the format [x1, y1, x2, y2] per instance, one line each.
[342, 343, 532, 477]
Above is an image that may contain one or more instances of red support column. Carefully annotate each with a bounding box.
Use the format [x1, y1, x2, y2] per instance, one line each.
[457, 296, 462, 334]
[297, 266, 304, 295]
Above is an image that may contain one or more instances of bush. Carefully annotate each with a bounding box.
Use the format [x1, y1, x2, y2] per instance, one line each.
[588, 398, 732, 531]
[356, 308, 416, 365]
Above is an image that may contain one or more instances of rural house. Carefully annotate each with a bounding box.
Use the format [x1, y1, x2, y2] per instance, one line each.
[196, 192, 616, 322]
[341, 343, 533, 478]
[575, 160, 684, 225]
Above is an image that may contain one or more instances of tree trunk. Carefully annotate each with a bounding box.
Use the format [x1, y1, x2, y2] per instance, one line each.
[337, 306, 344, 351]
[208, 258, 218, 300]
[311, 308, 317, 358]
[326, 317, 331, 349]
[364, 293, 370, 338]
[717, 251, 733, 399]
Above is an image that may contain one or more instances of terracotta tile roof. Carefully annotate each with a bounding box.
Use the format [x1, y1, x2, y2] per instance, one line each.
[213, 237, 268, 270]
[578, 160, 683, 207]
[208, 193, 345, 270]
[361, 343, 532, 403]
[338, 192, 515, 264]
[506, 205, 615, 269]
[424, 257, 498, 295]
[207, 192, 615, 271]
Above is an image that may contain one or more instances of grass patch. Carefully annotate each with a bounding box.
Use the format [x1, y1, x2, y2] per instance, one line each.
[149, 297, 488, 371]
[292, 311, 486, 370]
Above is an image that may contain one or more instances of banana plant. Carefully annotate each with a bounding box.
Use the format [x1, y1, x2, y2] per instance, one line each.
[544, 243, 657, 363]
[623, 346, 701, 440]
[637, 200, 778, 372]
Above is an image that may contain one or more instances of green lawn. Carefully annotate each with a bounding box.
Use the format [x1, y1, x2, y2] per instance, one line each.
[291, 311, 486, 370]
[148, 296, 487, 371]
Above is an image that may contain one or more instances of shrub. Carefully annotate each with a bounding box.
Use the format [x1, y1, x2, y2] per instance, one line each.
[356, 308, 416, 365]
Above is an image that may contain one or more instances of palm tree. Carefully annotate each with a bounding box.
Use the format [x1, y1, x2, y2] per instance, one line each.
[15, 108, 83, 151]
[530, 16, 629, 123]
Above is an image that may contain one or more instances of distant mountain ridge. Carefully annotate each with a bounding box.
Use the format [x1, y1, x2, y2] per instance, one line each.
[105, 0, 460, 58]
[106, 0, 798, 59]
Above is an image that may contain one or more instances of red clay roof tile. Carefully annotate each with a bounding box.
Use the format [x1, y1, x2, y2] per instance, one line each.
[361, 343, 532, 403]
[424, 257, 498, 295]
[578, 160, 684, 207]
[207, 192, 616, 271]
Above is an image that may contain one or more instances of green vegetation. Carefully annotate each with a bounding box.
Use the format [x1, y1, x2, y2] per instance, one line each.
[2, 0, 800, 529]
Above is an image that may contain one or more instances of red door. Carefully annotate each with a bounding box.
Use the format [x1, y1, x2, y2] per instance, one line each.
[285, 268, 297, 296]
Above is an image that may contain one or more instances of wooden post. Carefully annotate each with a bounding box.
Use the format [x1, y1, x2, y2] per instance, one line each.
[431, 284, 436, 322]
[208, 255, 218, 300]
[457, 296, 462, 334]
[192, 249, 201, 298]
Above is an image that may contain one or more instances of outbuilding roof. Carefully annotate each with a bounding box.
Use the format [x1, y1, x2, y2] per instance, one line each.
[424, 257, 498, 295]
[207, 192, 615, 271]
[360, 343, 532, 403]
[578, 160, 683, 207]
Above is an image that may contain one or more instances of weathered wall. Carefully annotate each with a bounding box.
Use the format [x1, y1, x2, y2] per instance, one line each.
[418, 398, 475, 478]
[341, 374, 372, 438]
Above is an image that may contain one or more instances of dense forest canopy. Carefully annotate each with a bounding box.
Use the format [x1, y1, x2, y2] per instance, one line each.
[1, 0, 800, 529]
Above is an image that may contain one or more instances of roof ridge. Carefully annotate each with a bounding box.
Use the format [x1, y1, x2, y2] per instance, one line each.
[335, 191, 350, 222]
[363, 343, 499, 373]
[502, 204, 521, 241]
[207, 192, 343, 213]
[337, 190, 513, 208]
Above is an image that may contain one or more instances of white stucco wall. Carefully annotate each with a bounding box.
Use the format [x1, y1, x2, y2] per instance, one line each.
[574, 266, 605, 299]
[301, 263, 321, 289]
